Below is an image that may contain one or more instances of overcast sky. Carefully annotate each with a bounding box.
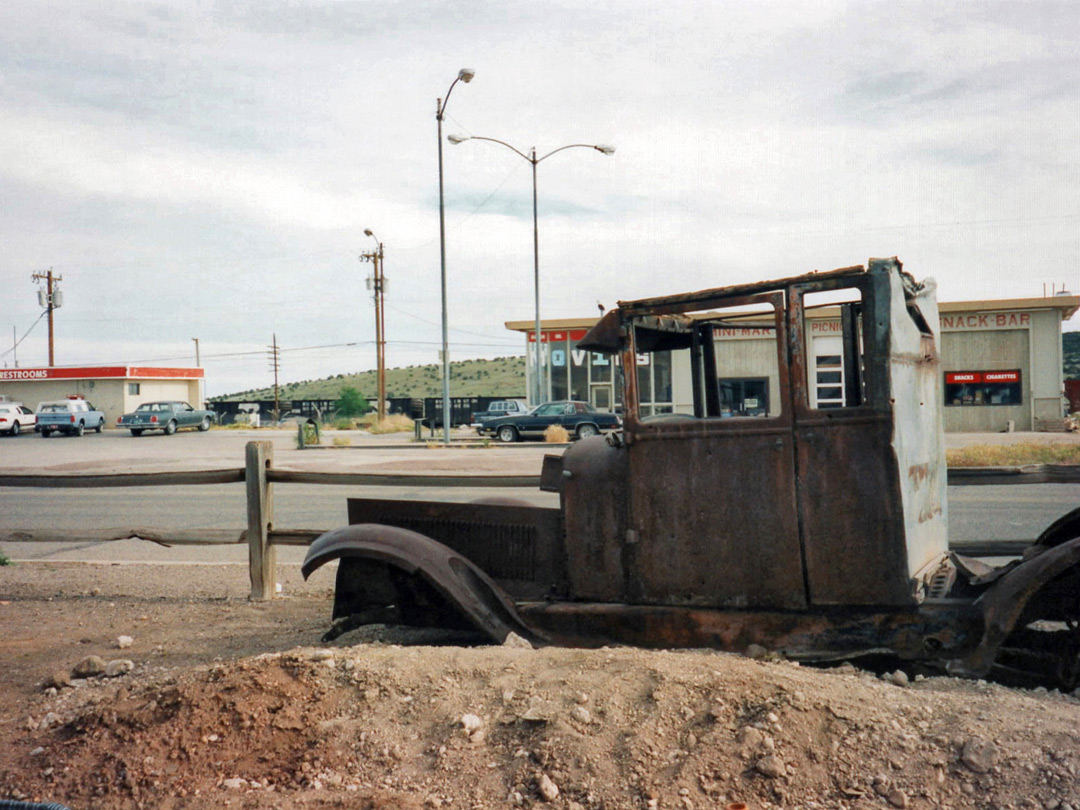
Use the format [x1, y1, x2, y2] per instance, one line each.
[1, 1, 1078, 397]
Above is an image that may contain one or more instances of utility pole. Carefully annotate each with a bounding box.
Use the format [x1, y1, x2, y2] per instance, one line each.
[268, 334, 281, 421]
[192, 337, 202, 406]
[361, 230, 388, 420]
[31, 269, 63, 366]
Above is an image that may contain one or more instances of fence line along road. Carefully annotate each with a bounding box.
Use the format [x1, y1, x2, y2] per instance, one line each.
[2, 440, 1079, 599]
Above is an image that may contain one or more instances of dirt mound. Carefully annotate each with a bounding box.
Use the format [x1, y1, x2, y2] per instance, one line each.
[5, 638, 1080, 810]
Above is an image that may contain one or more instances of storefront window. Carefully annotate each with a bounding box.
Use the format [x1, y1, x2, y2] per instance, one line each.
[590, 352, 612, 383]
[720, 378, 769, 417]
[570, 351, 589, 402]
[550, 336, 569, 402]
[636, 354, 653, 403]
[944, 371, 1022, 406]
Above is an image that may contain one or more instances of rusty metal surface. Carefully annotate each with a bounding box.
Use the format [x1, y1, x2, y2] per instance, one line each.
[558, 436, 630, 601]
[301, 524, 542, 645]
[948, 534, 1080, 680]
[345, 497, 566, 600]
[615, 264, 868, 317]
[516, 601, 983, 663]
[626, 424, 807, 609]
[794, 415, 910, 605]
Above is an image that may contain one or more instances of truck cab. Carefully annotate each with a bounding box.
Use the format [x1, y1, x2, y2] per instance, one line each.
[304, 259, 1080, 688]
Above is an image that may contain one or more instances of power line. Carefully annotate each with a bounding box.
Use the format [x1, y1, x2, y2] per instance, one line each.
[0, 310, 48, 361]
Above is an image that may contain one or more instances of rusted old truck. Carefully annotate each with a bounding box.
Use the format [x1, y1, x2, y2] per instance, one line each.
[303, 258, 1080, 687]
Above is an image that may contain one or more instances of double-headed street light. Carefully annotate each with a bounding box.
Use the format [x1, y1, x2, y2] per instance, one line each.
[435, 68, 475, 444]
[447, 135, 615, 407]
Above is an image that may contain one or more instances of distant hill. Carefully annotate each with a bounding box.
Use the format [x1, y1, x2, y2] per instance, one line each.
[212, 355, 527, 402]
[1065, 331, 1080, 380]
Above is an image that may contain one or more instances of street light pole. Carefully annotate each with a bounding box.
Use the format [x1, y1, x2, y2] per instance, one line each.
[436, 68, 475, 444]
[447, 136, 615, 407]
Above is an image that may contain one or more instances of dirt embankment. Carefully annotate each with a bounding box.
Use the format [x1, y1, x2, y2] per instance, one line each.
[2, 565, 1080, 810]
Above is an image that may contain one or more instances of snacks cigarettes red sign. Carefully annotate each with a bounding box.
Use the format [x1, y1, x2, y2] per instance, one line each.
[945, 370, 1020, 384]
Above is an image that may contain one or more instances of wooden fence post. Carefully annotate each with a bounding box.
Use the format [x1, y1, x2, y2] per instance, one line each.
[246, 440, 276, 600]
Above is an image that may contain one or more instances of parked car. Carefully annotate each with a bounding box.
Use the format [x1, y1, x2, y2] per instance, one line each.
[117, 401, 216, 436]
[470, 400, 529, 427]
[481, 400, 621, 442]
[36, 398, 106, 437]
[0, 403, 36, 436]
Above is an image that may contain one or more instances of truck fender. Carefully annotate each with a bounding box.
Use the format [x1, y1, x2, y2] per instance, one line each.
[301, 523, 544, 646]
[947, 534, 1080, 679]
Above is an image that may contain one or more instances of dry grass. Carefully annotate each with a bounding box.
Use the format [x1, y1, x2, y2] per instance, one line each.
[544, 424, 570, 443]
[367, 414, 415, 434]
[332, 436, 351, 447]
[946, 442, 1080, 467]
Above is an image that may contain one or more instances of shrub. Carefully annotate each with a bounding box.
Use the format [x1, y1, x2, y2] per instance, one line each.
[369, 414, 415, 434]
[336, 387, 369, 417]
[333, 418, 355, 430]
[544, 424, 570, 443]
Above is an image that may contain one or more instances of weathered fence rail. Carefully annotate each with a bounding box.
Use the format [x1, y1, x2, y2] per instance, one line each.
[1, 442, 1078, 600]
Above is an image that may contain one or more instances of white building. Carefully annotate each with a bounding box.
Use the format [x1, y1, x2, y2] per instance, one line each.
[0, 366, 204, 428]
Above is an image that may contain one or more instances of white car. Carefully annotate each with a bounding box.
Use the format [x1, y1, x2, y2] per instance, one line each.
[0, 403, 37, 436]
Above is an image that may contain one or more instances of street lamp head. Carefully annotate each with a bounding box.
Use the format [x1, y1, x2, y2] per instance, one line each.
[364, 229, 374, 237]
[458, 68, 475, 83]
[447, 134, 469, 145]
[595, 144, 616, 155]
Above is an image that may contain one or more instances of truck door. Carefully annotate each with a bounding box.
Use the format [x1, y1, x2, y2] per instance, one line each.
[623, 291, 806, 609]
[787, 268, 925, 606]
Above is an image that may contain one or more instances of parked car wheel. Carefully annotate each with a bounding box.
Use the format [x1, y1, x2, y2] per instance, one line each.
[95, 420, 103, 433]
[576, 423, 599, 439]
[131, 429, 143, 437]
[198, 417, 211, 431]
[10, 422, 20, 436]
[497, 425, 519, 443]
[164, 420, 177, 435]
[74, 422, 84, 437]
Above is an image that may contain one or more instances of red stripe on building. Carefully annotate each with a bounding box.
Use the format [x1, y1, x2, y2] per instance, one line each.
[0, 366, 203, 381]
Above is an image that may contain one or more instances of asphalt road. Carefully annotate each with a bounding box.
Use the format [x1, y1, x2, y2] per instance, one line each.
[1, 427, 1077, 564]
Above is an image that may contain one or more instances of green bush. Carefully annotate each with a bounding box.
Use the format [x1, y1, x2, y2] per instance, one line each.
[336, 386, 369, 418]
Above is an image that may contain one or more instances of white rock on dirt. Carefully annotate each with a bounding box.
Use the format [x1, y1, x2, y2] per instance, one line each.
[961, 737, 1000, 773]
[116, 635, 134, 649]
[104, 659, 134, 678]
[537, 772, 560, 801]
[461, 714, 483, 736]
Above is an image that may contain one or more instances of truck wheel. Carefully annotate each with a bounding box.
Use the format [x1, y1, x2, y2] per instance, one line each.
[198, 417, 211, 431]
[74, 422, 85, 437]
[576, 423, 599, 439]
[164, 420, 177, 435]
[131, 429, 144, 437]
[497, 425, 519, 443]
[41, 428, 50, 438]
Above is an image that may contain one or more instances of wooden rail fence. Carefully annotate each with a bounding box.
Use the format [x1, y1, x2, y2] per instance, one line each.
[1, 441, 1078, 599]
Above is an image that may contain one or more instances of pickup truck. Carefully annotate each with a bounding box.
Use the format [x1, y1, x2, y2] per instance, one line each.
[36, 398, 106, 437]
[470, 400, 529, 428]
